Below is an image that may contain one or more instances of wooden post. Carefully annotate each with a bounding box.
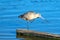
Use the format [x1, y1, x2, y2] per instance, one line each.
[16, 29, 60, 40]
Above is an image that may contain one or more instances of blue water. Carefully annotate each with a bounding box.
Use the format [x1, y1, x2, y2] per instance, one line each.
[0, 0, 60, 40]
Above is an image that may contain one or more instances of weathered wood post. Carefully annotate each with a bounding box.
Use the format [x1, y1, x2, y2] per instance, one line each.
[16, 29, 60, 40]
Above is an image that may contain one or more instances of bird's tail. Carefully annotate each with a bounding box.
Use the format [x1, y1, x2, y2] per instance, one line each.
[18, 15, 24, 18]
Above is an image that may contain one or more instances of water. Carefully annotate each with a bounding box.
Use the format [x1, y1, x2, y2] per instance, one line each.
[0, 0, 60, 40]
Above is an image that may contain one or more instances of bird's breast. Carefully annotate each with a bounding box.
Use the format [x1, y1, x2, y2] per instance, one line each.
[26, 15, 37, 20]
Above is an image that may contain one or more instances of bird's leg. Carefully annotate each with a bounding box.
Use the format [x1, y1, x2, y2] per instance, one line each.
[26, 20, 34, 30]
[29, 19, 35, 23]
[26, 21, 30, 30]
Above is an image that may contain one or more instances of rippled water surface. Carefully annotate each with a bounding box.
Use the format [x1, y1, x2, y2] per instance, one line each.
[0, 0, 60, 40]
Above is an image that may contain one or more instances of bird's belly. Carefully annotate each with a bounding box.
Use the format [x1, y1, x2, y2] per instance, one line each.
[26, 16, 35, 20]
[24, 14, 36, 20]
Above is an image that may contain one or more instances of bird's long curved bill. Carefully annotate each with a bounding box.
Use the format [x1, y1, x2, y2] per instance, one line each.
[40, 16, 48, 23]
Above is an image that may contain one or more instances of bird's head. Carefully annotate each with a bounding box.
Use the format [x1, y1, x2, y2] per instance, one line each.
[36, 13, 48, 23]
[35, 14, 40, 18]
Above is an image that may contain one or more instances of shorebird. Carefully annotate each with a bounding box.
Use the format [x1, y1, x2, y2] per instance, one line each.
[18, 11, 48, 22]
[18, 11, 48, 30]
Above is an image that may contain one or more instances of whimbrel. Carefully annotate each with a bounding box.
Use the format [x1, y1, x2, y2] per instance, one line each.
[18, 11, 48, 30]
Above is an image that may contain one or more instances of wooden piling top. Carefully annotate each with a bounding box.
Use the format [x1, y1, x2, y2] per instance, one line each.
[16, 29, 60, 39]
